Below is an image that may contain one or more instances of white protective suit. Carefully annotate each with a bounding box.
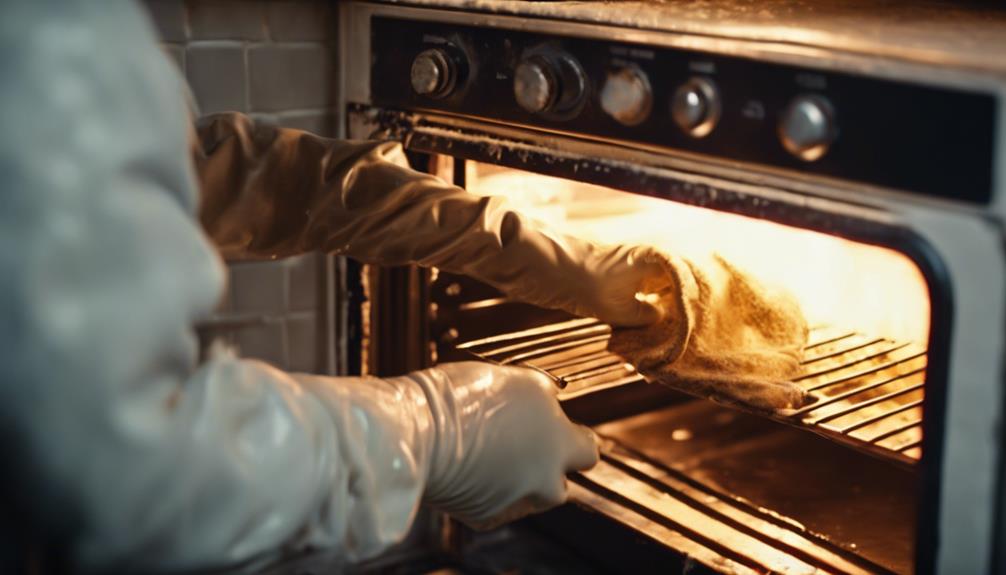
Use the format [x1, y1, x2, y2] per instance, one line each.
[0, 2, 680, 572]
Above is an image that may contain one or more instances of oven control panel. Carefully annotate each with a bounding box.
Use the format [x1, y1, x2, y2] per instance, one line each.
[371, 17, 997, 204]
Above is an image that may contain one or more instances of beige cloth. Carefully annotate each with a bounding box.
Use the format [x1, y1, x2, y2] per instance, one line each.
[608, 251, 810, 411]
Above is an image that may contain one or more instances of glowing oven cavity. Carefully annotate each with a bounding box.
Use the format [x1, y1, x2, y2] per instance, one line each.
[465, 163, 930, 460]
[449, 162, 929, 573]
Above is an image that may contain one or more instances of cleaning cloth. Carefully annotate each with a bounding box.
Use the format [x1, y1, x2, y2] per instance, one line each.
[607, 251, 811, 411]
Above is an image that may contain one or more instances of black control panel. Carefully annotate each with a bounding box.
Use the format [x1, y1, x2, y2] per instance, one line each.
[371, 16, 998, 204]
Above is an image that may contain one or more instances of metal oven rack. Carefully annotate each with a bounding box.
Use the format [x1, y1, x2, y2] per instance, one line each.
[457, 317, 926, 466]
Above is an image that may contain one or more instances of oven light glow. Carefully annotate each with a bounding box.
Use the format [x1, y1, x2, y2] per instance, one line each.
[671, 428, 693, 441]
[468, 166, 931, 346]
[635, 292, 661, 305]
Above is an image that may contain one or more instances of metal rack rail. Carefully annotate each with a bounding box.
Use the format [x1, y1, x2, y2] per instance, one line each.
[457, 318, 926, 465]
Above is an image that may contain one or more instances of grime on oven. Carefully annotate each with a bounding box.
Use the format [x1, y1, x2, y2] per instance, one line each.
[342, 1, 1006, 573]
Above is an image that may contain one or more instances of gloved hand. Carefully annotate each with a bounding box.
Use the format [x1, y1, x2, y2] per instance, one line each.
[607, 248, 811, 411]
[552, 243, 679, 328]
[299, 361, 599, 532]
[193, 115, 668, 328]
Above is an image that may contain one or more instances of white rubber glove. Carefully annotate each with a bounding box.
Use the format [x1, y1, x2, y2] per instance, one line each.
[299, 362, 599, 532]
[420, 363, 599, 528]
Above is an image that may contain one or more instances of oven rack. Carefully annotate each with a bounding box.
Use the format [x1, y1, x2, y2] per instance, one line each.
[456, 317, 926, 466]
[570, 449, 899, 574]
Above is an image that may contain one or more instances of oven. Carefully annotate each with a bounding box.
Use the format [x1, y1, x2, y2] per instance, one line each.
[335, 2, 1006, 573]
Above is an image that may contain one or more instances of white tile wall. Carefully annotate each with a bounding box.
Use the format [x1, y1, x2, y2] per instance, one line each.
[234, 318, 288, 367]
[286, 313, 319, 372]
[266, 1, 332, 42]
[144, 0, 187, 42]
[162, 44, 186, 72]
[186, 45, 247, 113]
[189, 0, 267, 40]
[142, 0, 341, 374]
[288, 251, 320, 311]
[229, 259, 289, 313]
[248, 44, 332, 111]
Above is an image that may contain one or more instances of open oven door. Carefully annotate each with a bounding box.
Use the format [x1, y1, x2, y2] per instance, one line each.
[346, 104, 958, 575]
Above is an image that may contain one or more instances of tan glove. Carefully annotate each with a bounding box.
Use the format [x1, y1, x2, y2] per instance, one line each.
[194, 113, 661, 327]
[194, 114, 809, 405]
[608, 248, 811, 411]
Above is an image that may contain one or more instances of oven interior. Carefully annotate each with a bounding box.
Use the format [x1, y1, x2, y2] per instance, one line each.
[424, 158, 931, 574]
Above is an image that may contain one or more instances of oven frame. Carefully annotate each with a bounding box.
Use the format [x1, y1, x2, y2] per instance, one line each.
[339, 3, 1006, 572]
[351, 104, 951, 572]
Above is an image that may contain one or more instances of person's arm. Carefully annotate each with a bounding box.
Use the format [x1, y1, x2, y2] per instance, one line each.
[0, 3, 594, 572]
[191, 108, 809, 413]
[194, 113, 667, 328]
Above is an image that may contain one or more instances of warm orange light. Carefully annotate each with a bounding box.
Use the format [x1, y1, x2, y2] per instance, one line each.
[468, 165, 930, 346]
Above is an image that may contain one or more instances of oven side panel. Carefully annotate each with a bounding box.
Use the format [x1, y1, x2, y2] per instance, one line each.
[900, 208, 1006, 575]
[338, 2, 371, 137]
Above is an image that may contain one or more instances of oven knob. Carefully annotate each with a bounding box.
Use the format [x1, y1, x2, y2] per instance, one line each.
[411, 48, 456, 98]
[514, 56, 558, 114]
[778, 95, 837, 161]
[513, 53, 587, 116]
[600, 66, 652, 126]
[671, 77, 721, 138]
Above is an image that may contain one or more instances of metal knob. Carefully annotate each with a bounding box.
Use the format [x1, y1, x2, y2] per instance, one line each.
[778, 94, 837, 161]
[514, 57, 558, 114]
[600, 66, 652, 126]
[671, 77, 721, 138]
[411, 48, 455, 98]
[513, 52, 587, 117]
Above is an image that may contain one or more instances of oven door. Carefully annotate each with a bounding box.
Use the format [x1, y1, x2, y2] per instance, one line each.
[346, 104, 1006, 575]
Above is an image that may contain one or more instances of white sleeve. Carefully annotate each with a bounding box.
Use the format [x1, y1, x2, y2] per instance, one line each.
[0, 2, 429, 571]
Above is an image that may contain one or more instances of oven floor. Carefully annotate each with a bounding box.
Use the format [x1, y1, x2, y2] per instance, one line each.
[594, 399, 917, 574]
